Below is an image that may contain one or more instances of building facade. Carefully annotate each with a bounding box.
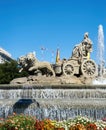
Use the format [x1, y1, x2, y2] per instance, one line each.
[0, 48, 12, 63]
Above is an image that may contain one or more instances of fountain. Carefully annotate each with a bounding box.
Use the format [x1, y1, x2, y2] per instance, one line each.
[0, 31, 106, 120]
[93, 24, 106, 84]
[98, 24, 105, 78]
[0, 84, 106, 120]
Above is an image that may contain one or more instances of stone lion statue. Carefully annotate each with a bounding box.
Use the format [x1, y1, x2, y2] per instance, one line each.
[18, 52, 55, 77]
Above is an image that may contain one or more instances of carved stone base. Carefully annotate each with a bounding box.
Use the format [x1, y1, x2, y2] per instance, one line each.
[10, 75, 93, 85]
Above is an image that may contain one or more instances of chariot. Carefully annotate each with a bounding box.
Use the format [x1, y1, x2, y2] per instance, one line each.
[54, 57, 97, 78]
[54, 32, 98, 78]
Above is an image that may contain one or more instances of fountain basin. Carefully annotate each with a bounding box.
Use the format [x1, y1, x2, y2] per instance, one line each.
[0, 84, 106, 120]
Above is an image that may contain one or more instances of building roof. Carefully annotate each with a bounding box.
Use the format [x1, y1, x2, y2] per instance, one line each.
[0, 47, 12, 63]
[0, 47, 11, 57]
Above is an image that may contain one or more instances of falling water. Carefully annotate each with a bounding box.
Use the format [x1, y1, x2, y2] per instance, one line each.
[98, 24, 105, 78]
[0, 87, 106, 120]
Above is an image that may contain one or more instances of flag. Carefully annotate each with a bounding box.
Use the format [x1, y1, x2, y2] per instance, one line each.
[87, 52, 90, 59]
[56, 49, 60, 63]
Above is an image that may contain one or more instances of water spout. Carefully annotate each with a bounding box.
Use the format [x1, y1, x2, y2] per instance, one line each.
[98, 24, 105, 78]
[93, 25, 105, 85]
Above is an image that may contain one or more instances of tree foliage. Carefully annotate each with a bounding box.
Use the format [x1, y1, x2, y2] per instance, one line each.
[0, 60, 29, 84]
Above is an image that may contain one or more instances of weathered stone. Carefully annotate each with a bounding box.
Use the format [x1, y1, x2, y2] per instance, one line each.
[60, 76, 82, 84]
[10, 32, 98, 85]
[10, 77, 28, 84]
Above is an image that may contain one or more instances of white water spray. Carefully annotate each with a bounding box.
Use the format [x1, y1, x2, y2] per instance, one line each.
[98, 25, 105, 78]
[93, 25, 106, 84]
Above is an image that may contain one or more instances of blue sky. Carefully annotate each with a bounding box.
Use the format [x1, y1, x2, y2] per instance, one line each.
[0, 0, 106, 64]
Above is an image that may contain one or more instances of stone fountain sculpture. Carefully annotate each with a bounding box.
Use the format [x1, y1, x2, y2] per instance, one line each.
[10, 32, 98, 85]
[1, 31, 106, 120]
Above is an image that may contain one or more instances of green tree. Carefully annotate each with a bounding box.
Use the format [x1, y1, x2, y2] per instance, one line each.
[0, 60, 29, 84]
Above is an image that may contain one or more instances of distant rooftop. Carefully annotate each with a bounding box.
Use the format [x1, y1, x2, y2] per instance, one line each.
[0, 47, 12, 63]
[0, 47, 11, 57]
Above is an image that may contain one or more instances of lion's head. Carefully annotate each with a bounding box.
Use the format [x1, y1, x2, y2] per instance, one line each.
[18, 56, 27, 67]
[26, 52, 38, 64]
